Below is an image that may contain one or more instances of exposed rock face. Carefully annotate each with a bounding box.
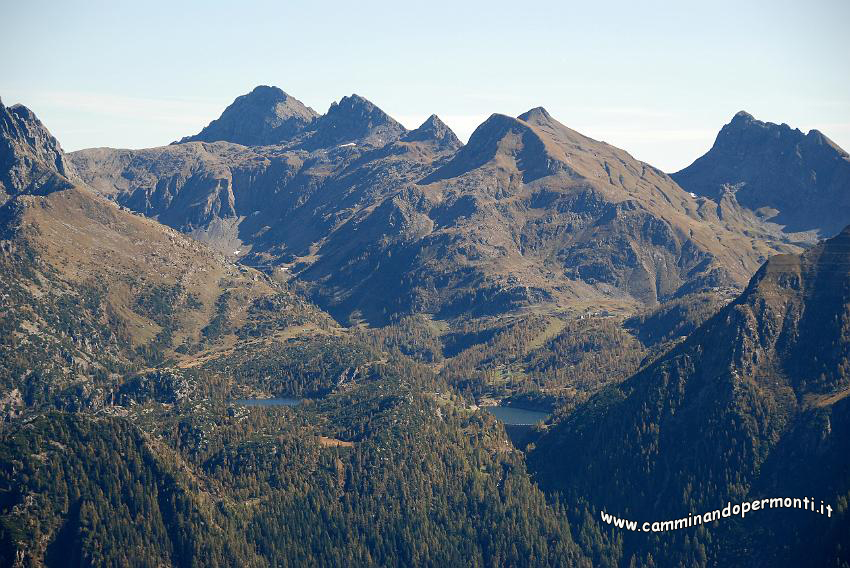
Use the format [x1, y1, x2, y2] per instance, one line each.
[529, 226, 850, 565]
[0, 98, 80, 202]
[672, 111, 850, 237]
[70, 93, 799, 325]
[177, 85, 319, 146]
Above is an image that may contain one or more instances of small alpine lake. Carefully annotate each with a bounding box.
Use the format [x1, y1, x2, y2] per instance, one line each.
[484, 405, 550, 426]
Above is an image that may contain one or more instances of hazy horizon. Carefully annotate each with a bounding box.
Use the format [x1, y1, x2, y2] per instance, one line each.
[2, 0, 848, 171]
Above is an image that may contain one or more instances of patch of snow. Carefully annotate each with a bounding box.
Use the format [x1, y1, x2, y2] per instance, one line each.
[338, 142, 356, 148]
[689, 192, 697, 198]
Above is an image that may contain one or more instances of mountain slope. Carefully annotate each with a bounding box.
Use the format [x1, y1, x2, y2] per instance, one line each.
[672, 111, 850, 238]
[0, 102, 601, 568]
[0, 103, 340, 413]
[528, 226, 850, 566]
[0, 412, 265, 566]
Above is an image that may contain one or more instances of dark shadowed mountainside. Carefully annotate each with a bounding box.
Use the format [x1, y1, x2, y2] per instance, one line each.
[528, 226, 850, 566]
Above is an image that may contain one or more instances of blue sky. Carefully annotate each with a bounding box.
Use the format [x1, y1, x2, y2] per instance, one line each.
[2, 0, 848, 171]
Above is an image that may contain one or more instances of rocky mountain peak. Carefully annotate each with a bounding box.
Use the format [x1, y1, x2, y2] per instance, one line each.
[465, 113, 537, 150]
[300, 94, 407, 149]
[325, 94, 402, 129]
[516, 106, 554, 124]
[177, 85, 318, 146]
[1, 99, 80, 202]
[421, 113, 567, 183]
[806, 128, 849, 156]
[8, 103, 39, 123]
[673, 111, 850, 236]
[717, 110, 802, 141]
[401, 114, 462, 149]
[330, 93, 374, 113]
[730, 109, 755, 123]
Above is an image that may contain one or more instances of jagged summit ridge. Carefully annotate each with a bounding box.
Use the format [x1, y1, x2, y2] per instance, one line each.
[176, 87, 410, 151]
[731, 109, 755, 122]
[423, 107, 616, 185]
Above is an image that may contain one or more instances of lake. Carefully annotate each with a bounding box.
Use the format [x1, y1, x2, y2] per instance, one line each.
[235, 398, 300, 407]
[485, 406, 550, 425]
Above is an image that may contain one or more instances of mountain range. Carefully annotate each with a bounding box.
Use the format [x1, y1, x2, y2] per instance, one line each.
[0, 96, 599, 566]
[70, 86, 826, 326]
[1, 86, 849, 567]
